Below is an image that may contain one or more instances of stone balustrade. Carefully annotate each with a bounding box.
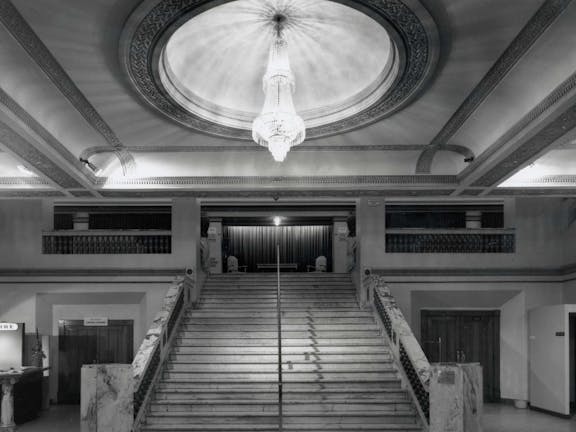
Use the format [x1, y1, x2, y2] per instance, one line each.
[367, 273, 484, 431]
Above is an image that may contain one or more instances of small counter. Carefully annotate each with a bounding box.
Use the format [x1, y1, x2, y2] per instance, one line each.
[0, 368, 45, 431]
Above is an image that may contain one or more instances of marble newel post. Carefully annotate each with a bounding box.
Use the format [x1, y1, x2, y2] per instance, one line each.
[207, 219, 223, 274]
[81, 365, 133, 432]
[430, 363, 483, 432]
[0, 376, 17, 432]
[332, 218, 349, 273]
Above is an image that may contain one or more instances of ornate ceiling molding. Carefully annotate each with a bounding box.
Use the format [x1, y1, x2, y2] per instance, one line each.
[0, 87, 93, 181]
[416, 0, 573, 174]
[0, 190, 65, 197]
[459, 70, 576, 183]
[490, 187, 576, 196]
[100, 189, 455, 198]
[120, 0, 439, 140]
[98, 175, 457, 186]
[0, 117, 83, 189]
[473, 102, 576, 187]
[0, 177, 49, 186]
[0, 0, 134, 172]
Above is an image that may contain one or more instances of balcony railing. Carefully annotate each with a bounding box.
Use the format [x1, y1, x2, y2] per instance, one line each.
[385, 228, 515, 253]
[42, 231, 171, 254]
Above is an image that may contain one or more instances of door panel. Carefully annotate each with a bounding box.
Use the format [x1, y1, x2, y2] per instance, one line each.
[58, 320, 133, 404]
[421, 310, 500, 402]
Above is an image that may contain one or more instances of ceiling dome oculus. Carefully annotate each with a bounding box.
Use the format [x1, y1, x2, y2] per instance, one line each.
[121, 0, 439, 140]
[160, 0, 395, 131]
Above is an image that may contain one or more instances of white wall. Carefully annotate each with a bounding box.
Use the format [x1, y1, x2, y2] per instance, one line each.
[357, 197, 567, 271]
[0, 198, 201, 271]
[387, 280, 564, 402]
[528, 305, 576, 415]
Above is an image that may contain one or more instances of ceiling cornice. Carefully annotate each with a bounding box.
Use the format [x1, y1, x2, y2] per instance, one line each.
[99, 189, 456, 199]
[473, 101, 576, 188]
[0, 117, 82, 190]
[0, 87, 98, 186]
[97, 175, 458, 187]
[416, 0, 573, 174]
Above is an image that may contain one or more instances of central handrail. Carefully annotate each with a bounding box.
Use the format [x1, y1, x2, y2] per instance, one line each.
[276, 242, 283, 431]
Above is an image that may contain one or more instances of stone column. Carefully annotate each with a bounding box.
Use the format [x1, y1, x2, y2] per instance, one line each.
[465, 211, 482, 229]
[0, 377, 16, 432]
[207, 219, 223, 274]
[332, 218, 349, 273]
[429, 363, 483, 432]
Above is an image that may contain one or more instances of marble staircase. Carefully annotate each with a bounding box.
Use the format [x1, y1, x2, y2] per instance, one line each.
[141, 273, 423, 431]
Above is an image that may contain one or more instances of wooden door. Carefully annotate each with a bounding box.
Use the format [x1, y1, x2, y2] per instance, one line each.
[58, 320, 133, 404]
[421, 310, 500, 402]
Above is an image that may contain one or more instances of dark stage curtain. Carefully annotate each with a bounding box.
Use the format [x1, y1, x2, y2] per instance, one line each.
[223, 225, 333, 272]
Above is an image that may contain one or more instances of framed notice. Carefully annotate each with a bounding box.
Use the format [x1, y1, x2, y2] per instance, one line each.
[0, 322, 24, 369]
[83, 317, 109, 327]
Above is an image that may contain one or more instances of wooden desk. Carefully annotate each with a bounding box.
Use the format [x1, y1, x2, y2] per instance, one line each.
[256, 263, 298, 272]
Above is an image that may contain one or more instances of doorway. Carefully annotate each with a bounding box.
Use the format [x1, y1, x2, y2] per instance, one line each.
[57, 320, 133, 404]
[421, 310, 500, 402]
[570, 313, 576, 413]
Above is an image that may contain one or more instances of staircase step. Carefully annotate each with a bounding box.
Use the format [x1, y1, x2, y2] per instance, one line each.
[166, 362, 395, 373]
[142, 274, 421, 432]
[169, 353, 392, 363]
[172, 345, 390, 355]
[174, 338, 386, 347]
[181, 324, 378, 331]
[149, 401, 414, 413]
[154, 389, 409, 402]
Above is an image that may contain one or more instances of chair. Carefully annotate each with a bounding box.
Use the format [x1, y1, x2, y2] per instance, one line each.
[307, 255, 327, 272]
[227, 255, 247, 273]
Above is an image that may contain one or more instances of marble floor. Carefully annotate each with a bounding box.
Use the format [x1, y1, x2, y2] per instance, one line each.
[14, 403, 576, 431]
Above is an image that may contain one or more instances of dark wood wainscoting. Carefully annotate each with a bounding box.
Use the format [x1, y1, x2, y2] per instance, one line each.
[421, 310, 500, 402]
[58, 320, 133, 404]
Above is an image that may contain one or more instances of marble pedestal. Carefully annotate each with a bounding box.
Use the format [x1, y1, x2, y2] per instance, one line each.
[0, 374, 19, 432]
[81, 365, 133, 432]
[430, 363, 483, 432]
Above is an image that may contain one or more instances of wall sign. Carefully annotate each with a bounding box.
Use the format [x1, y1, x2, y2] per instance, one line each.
[0, 323, 18, 331]
[83, 317, 109, 327]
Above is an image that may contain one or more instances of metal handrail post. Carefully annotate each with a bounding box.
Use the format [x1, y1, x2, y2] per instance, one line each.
[277, 241, 283, 431]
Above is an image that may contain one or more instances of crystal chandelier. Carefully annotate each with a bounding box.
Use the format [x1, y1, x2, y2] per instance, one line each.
[252, 16, 305, 162]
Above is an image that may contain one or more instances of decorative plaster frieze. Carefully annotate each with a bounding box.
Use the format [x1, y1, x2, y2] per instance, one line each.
[460, 71, 576, 183]
[0, 190, 65, 197]
[0, 0, 134, 174]
[99, 189, 455, 198]
[416, 0, 573, 174]
[474, 102, 576, 187]
[0, 177, 49, 186]
[98, 175, 458, 186]
[489, 187, 576, 196]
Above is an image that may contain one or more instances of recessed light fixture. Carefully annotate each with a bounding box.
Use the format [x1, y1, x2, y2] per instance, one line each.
[17, 165, 36, 177]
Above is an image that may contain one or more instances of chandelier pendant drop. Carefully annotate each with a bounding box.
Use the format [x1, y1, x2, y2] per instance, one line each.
[252, 15, 306, 162]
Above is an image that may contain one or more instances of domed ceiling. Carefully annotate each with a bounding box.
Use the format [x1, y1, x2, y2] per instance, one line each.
[121, 0, 439, 139]
[161, 0, 395, 130]
[2, 0, 576, 198]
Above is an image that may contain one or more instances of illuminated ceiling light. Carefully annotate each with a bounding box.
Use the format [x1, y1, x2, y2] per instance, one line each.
[273, 216, 282, 226]
[17, 165, 37, 177]
[252, 14, 305, 162]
